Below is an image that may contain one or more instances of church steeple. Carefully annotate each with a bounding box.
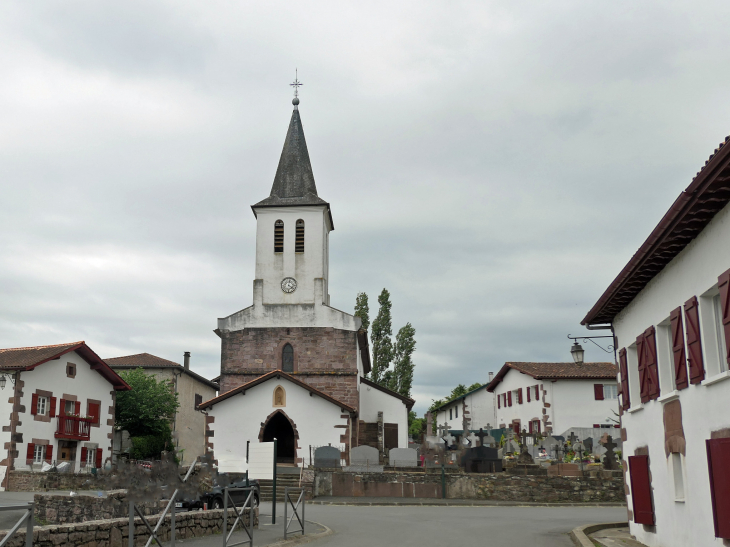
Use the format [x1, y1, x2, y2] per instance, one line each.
[253, 104, 328, 209]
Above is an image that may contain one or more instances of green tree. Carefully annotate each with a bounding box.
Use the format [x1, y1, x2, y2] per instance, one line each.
[408, 411, 425, 438]
[116, 368, 179, 438]
[354, 292, 370, 332]
[448, 384, 468, 401]
[467, 382, 483, 392]
[391, 323, 416, 397]
[370, 289, 393, 384]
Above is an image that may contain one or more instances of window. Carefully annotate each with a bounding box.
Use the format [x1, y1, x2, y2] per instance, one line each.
[449, 409, 452, 420]
[603, 385, 618, 399]
[64, 400, 76, 415]
[86, 448, 96, 467]
[713, 294, 728, 373]
[33, 445, 44, 464]
[194, 394, 202, 409]
[670, 453, 685, 502]
[37, 396, 48, 416]
[66, 363, 76, 378]
[530, 419, 540, 434]
[282, 344, 294, 372]
[295, 220, 304, 252]
[273, 386, 286, 407]
[274, 220, 284, 252]
[455, 406, 458, 418]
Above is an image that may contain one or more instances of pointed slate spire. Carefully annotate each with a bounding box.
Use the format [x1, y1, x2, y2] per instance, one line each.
[253, 105, 328, 208]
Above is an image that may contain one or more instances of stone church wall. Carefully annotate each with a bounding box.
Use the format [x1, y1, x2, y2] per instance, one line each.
[220, 327, 359, 408]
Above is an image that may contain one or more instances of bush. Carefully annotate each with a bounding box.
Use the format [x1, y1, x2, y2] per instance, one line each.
[130, 430, 174, 461]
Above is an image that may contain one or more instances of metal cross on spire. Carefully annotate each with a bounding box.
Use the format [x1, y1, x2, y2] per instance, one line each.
[290, 69, 303, 102]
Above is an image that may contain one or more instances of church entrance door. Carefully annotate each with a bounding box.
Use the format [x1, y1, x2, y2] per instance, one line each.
[262, 411, 296, 464]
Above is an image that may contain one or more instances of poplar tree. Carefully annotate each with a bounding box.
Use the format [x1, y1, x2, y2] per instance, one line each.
[370, 289, 393, 383]
[354, 292, 370, 331]
[392, 322, 416, 397]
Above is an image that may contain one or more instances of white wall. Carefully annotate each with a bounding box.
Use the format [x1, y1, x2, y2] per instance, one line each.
[359, 380, 409, 447]
[493, 370, 546, 432]
[254, 206, 330, 306]
[614, 201, 730, 547]
[435, 388, 495, 433]
[550, 380, 619, 433]
[17, 351, 115, 471]
[209, 376, 349, 467]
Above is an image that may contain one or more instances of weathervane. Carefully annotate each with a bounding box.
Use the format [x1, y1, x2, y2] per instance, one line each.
[290, 69, 302, 106]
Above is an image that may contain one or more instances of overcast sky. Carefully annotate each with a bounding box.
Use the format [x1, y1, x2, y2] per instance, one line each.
[2, 1, 730, 414]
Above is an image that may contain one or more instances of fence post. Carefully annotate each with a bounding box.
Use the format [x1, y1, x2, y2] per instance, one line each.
[128, 499, 135, 547]
[222, 487, 228, 544]
[283, 487, 288, 540]
[25, 502, 33, 547]
[441, 463, 446, 499]
[272, 439, 277, 525]
[170, 495, 176, 546]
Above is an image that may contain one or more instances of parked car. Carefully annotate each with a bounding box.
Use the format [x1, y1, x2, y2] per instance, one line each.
[177, 473, 259, 511]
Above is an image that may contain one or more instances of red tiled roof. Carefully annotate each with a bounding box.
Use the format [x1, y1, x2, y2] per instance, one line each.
[583, 135, 730, 325]
[106, 353, 219, 390]
[0, 342, 131, 390]
[199, 370, 356, 413]
[486, 362, 617, 391]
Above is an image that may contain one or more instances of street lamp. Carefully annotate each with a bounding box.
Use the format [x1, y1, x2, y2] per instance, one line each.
[0, 373, 15, 390]
[570, 341, 585, 365]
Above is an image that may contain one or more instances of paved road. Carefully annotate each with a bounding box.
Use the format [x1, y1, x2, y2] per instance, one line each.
[257, 502, 626, 547]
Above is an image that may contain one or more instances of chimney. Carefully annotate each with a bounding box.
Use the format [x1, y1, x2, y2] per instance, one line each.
[488, 371, 494, 383]
[183, 352, 190, 370]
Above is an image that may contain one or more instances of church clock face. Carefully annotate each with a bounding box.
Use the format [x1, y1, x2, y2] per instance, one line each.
[281, 277, 297, 293]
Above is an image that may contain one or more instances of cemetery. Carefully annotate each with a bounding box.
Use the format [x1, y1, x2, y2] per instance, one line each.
[308, 421, 624, 502]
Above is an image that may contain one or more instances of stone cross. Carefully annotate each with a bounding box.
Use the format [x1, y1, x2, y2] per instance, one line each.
[461, 400, 471, 434]
[601, 434, 618, 470]
[477, 428, 488, 447]
[568, 432, 579, 447]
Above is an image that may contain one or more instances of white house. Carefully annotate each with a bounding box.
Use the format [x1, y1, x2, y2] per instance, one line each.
[0, 341, 130, 489]
[582, 135, 730, 546]
[486, 362, 619, 435]
[434, 380, 495, 435]
[203, 97, 413, 467]
[105, 352, 219, 466]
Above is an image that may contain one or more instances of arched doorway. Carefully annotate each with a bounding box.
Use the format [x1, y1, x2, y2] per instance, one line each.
[261, 411, 296, 464]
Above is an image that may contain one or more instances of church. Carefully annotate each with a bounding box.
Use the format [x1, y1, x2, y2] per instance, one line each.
[199, 96, 414, 467]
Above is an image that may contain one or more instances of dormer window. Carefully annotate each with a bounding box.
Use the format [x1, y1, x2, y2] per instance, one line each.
[295, 220, 305, 253]
[274, 220, 284, 253]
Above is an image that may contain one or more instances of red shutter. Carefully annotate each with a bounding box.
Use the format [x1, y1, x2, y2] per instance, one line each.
[95, 448, 103, 469]
[628, 455, 655, 525]
[670, 306, 689, 390]
[644, 326, 660, 400]
[508, 392, 512, 407]
[636, 334, 649, 403]
[26, 443, 34, 463]
[594, 384, 604, 400]
[536, 420, 541, 434]
[684, 296, 705, 384]
[534, 385, 539, 400]
[80, 447, 88, 467]
[45, 445, 52, 463]
[74, 401, 81, 415]
[89, 403, 100, 425]
[49, 397, 56, 418]
[527, 388, 531, 403]
[497, 396, 501, 409]
[619, 348, 630, 410]
[517, 388, 523, 404]
[707, 438, 730, 539]
[529, 420, 533, 433]
[719, 268, 730, 369]
[59, 399, 67, 416]
[30, 394, 38, 416]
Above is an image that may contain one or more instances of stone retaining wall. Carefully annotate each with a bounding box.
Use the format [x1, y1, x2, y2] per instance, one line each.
[34, 491, 167, 525]
[7, 471, 104, 492]
[0, 508, 258, 547]
[317, 470, 625, 503]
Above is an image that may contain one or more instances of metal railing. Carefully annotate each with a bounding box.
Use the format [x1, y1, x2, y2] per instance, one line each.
[283, 487, 305, 540]
[128, 459, 198, 547]
[0, 502, 33, 547]
[222, 487, 254, 547]
[55, 416, 93, 440]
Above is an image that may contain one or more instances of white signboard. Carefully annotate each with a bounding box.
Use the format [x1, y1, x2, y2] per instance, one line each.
[247, 442, 274, 480]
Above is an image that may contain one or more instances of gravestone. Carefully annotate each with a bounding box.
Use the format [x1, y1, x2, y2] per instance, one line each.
[313, 445, 341, 469]
[601, 434, 618, 470]
[351, 445, 379, 465]
[461, 446, 502, 473]
[389, 447, 418, 467]
[583, 437, 593, 454]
